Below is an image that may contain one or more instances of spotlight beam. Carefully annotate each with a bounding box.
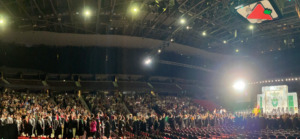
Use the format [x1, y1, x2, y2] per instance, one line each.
[0, 1, 15, 17]
[233, 80, 246, 91]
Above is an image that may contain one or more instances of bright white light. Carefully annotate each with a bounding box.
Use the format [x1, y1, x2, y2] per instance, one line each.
[158, 49, 161, 53]
[84, 10, 91, 16]
[170, 38, 174, 42]
[249, 25, 254, 30]
[186, 26, 191, 30]
[202, 31, 206, 36]
[144, 58, 152, 65]
[0, 20, 3, 24]
[223, 40, 227, 44]
[233, 80, 246, 91]
[180, 19, 186, 24]
[235, 49, 239, 53]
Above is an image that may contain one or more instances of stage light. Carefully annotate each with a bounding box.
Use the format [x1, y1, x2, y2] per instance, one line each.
[223, 40, 227, 44]
[132, 7, 139, 13]
[180, 18, 186, 24]
[233, 80, 246, 91]
[84, 10, 91, 16]
[144, 58, 152, 65]
[158, 49, 161, 53]
[249, 25, 254, 30]
[202, 31, 206, 36]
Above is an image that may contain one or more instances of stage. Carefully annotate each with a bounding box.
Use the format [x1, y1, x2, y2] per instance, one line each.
[257, 85, 298, 115]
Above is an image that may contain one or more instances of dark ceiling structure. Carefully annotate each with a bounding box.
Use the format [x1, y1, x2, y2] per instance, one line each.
[0, 0, 299, 55]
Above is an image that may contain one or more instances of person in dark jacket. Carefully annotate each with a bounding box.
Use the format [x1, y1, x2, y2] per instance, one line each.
[44, 117, 52, 138]
[140, 117, 147, 132]
[104, 117, 111, 138]
[118, 115, 125, 137]
[76, 115, 85, 138]
[169, 115, 175, 130]
[111, 116, 117, 132]
[53, 116, 62, 139]
[25, 116, 33, 138]
[85, 117, 91, 138]
[67, 116, 74, 139]
[292, 114, 299, 130]
[132, 116, 140, 136]
[154, 116, 159, 132]
[159, 116, 165, 132]
[147, 114, 154, 133]
[36, 116, 44, 137]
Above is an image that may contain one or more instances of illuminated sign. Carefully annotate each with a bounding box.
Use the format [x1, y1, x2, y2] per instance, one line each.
[236, 0, 278, 23]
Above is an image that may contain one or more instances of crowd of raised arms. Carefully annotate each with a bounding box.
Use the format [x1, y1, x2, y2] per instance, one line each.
[1, 92, 300, 139]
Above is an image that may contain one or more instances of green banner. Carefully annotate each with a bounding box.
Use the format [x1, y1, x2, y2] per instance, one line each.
[260, 96, 262, 108]
[288, 96, 294, 107]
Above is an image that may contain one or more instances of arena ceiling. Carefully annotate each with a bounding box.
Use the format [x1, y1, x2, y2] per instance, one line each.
[0, 0, 299, 55]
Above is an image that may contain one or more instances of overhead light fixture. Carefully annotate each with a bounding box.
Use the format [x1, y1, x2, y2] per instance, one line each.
[180, 18, 186, 24]
[158, 49, 161, 53]
[249, 25, 254, 30]
[144, 58, 152, 65]
[83, 9, 91, 17]
[233, 80, 246, 92]
[132, 7, 139, 13]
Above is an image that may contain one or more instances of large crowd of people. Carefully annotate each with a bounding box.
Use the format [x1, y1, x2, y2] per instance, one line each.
[1, 91, 300, 139]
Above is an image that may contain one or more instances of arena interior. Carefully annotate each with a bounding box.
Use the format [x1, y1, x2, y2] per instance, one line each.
[1, 0, 300, 139]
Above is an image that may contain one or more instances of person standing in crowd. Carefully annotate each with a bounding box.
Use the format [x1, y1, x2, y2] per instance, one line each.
[159, 115, 165, 133]
[104, 116, 111, 139]
[16, 115, 22, 136]
[45, 116, 52, 138]
[169, 114, 175, 130]
[85, 116, 91, 138]
[111, 115, 117, 133]
[37, 116, 44, 137]
[76, 115, 85, 139]
[118, 115, 125, 137]
[147, 114, 154, 133]
[90, 118, 97, 139]
[26, 115, 33, 138]
[53, 115, 61, 139]
[153, 116, 159, 134]
[140, 116, 147, 133]
[132, 116, 139, 136]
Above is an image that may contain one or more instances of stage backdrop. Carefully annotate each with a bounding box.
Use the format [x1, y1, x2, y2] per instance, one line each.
[257, 85, 298, 115]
